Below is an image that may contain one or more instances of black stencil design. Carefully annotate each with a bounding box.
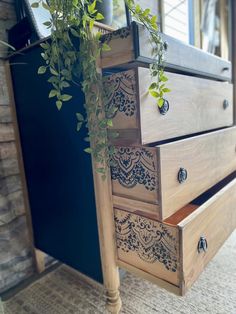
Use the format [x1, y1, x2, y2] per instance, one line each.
[111, 147, 157, 191]
[101, 26, 131, 44]
[104, 70, 136, 119]
[115, 211, 178, 272]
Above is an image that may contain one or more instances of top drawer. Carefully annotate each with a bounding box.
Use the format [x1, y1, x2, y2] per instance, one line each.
[104, 68, 233, 145]
[101, 22, 232, 81]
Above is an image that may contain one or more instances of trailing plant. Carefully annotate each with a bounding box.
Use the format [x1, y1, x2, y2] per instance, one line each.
[32, 0, 169, 176]
[124, 0, 170, 108]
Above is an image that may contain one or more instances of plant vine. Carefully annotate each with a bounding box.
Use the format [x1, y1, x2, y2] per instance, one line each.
[32, 0, 169, 176]
[124, 0, 170, 107]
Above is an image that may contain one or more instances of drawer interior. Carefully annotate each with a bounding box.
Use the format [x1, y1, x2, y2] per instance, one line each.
[165, 171, 236, 226]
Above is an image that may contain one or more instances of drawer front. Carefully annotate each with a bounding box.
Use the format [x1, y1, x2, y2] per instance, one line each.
[111, 146, 159, 205]
[159, 127, 236, 218]
[114, 208, 180, 287]
[115, 178, 236, 295]
[111, 127, 236, 220]
[104, 68, 233, 145]
[102, 22, 232, 81]
[180, 178, 236, 293]
[139, 68, 233, 144]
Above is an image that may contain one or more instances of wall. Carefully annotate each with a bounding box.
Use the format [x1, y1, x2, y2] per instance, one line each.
[0, 0, 35, 293]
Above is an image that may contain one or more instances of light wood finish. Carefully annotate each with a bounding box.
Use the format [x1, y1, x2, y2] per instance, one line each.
[179, 178, 236, 293]
[35, 249, 46, 273]
[91, 152, 121, 314]
[104, 68, 233, 145]
[114, 209, 180, 286]
[111, 127, 236, 220]
[101, 22, 232, 81]
[159, 126, 236, 218]
[115, 176, 236, 295]
[88, 65, 121, 313]
[113, 195, 160, 220]
[118, 260, 181, 296]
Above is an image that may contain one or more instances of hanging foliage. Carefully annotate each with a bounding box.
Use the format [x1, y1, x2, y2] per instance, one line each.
[32, 0, 169, 176]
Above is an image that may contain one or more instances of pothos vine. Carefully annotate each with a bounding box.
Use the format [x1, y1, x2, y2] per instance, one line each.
[32, 0, 169, 177]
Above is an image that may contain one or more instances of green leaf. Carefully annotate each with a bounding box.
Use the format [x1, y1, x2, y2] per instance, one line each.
[61, 94, 72, 101]
[107, 119, 113, 127]
[102, 43, 111, 51]
[70, 28, 80, 38]
[149, 90, 159, 98]
[56, 100, 62, 110]
[158, 98, 164, 108]
[76, 113, 84, 121]
[149, 82, 157, 90]
[151, 15, 157, 24]
[135, 4, 141, 13]
[38, 66, 47, 74]
[49, 90, 58, 98]
[31, 2, 39, 8]
[88, 0, 97, 14]
[84, 147, 92, 154]
[143, 8, 150, 16]
[96, 13, 104, 20]
[162, 88, 171, 93]
[43, 21, 51, 27]
[50, 68, 59, 76]
[77, 122, 83, 132]
[160, 75, 168, 82]
[40, 42, 49, 49]
[61, 81, 70, 88]
[89, 19, 95, 31]
[42, 2, 50, 10]
[84, 137, 90, 142]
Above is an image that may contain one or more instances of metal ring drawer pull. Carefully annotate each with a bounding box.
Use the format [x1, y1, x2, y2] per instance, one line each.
[159, 99, 169, 115]
[198, 236, 208, 253]
[222, 67, 229, 72]
[178, 168, 188, 183]
[223, 99, 229, 110]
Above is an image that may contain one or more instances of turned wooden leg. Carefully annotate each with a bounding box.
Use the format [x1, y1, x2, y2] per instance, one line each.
[106, 289, 122, 314]
[35, 249, 46, 273]
[91, 139, 122, 314]
[91, 158, 122, 313]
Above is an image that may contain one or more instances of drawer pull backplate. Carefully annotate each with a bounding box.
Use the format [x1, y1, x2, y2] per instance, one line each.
[178, 168, 188, 184]
[159, 99, 169, 115]
[198, 236, 208, 253]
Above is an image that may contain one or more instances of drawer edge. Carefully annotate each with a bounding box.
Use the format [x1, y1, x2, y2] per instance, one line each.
[179, 178, 236, 292]
[118, 260, 181, 296]
[178, 178, 236, 228]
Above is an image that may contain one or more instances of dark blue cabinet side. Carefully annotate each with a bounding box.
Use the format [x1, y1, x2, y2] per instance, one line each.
[10, 44, 103, 283]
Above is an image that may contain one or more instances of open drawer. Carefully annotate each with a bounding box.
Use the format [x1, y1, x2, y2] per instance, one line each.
[115, 174, 236, 295]
[112, 127, 236, 220]
[101, 22, 232, 81]
[104, 68, 233, 145]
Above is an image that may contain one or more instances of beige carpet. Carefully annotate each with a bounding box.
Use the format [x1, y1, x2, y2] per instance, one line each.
[2, 231, 236, 314]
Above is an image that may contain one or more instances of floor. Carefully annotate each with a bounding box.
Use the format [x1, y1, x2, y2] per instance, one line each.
[2, 231, 236, 314]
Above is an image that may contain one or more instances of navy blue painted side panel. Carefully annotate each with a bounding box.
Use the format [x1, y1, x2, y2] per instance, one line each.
[10, 45, 103, 283]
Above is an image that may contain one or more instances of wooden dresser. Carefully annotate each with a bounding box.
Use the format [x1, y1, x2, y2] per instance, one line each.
[101, 21, 236, 296]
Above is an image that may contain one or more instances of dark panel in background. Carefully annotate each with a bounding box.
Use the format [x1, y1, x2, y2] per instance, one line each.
[10, 44, 103, 283]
